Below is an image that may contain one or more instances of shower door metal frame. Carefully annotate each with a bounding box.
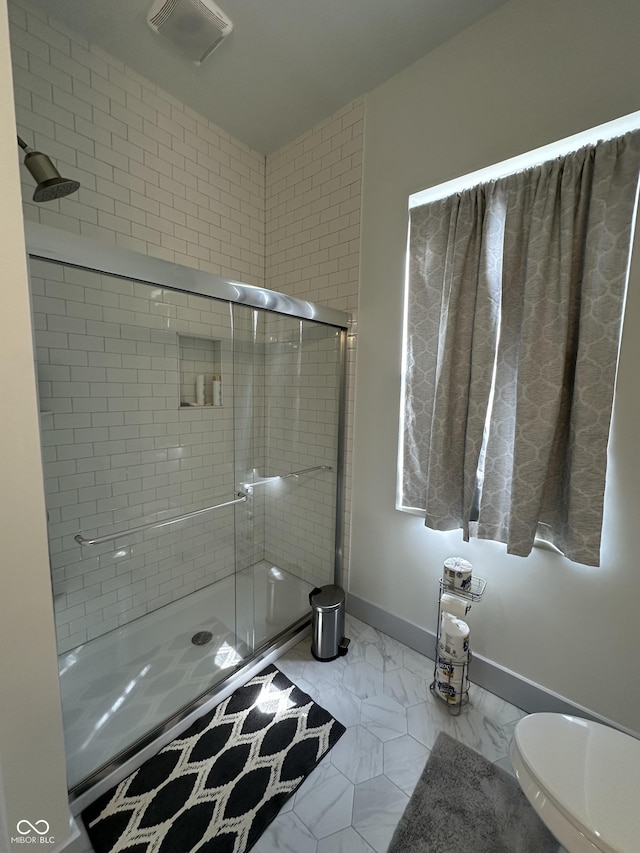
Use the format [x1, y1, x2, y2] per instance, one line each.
[25, 222, 348, 328]
[25, 221, 350, 804]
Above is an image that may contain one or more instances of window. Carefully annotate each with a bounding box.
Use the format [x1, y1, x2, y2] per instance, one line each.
[399, 123, 640, 566]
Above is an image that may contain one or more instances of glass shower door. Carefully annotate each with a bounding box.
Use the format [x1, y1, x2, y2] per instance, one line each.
[233, 306, 343, 655]
[30, 256, 245, 790]
[29, 248, 346, 796]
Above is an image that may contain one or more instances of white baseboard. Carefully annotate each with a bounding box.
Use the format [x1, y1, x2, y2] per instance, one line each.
[347, 593, 638, 736]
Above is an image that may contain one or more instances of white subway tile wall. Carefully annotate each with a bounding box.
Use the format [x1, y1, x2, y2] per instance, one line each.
[10, 0, 363, 610]
[32, 258, 241, 653]
[9, 0, 265, 286]
[265, 101, 363, 591]
[265, 99, 363, 314]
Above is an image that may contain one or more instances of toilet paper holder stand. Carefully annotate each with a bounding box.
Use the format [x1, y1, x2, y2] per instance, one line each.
[430, 575, 486, 715]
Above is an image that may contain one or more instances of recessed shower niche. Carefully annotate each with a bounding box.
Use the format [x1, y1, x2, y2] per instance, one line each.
[178, 334, 224, 407]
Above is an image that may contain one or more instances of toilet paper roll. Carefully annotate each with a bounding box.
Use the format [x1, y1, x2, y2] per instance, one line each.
[440, 593, 471, 620]
[436, 654, 465, 679]
[436, 664, 466, 686]
[438, 611, 469, 660]
[435, 673, 469, 704]
[443, 556, 472, 592]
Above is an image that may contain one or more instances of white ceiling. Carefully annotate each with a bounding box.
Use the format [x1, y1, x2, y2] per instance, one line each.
[24, 0, 506, 155]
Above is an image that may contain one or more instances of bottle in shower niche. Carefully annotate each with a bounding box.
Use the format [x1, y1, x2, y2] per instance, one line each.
[212, 374, 223, 406]
[195, 374, 205, 406]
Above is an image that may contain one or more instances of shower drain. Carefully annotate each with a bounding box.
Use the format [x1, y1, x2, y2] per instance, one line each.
[191, 631, 213, 646]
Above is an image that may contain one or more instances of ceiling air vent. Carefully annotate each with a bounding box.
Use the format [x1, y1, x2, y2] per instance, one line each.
[147, 0, 233, 65]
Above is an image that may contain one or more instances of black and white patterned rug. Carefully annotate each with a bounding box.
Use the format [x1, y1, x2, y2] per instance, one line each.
[82, 664, 345, 853]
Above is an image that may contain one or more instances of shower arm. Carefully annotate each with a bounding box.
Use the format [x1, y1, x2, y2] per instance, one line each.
[74, 492, 249, 546]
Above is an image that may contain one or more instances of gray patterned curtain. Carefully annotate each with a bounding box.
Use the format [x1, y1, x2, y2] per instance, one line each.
[401, 130, 640, 566]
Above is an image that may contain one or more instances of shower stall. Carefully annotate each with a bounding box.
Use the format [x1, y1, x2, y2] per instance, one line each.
[26, 224, 347, 801]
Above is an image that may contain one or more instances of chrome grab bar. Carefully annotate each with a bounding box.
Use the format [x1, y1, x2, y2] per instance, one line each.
[74, 464, 333, 545]
[74, 492, 249, 547]
[280, 464, 332, 480]
[242, 464, 333, 490]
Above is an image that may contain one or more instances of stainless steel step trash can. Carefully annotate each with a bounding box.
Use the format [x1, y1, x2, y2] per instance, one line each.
[309, 585, 350, 661]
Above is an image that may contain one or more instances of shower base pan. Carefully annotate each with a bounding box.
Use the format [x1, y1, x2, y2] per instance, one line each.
[59, 562, 312, 794]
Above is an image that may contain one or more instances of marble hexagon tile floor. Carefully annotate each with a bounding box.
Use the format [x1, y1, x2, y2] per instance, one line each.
[252, 613, 528, 853]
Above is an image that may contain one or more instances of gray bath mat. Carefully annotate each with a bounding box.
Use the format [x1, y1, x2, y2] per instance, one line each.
[388, 731, 560, 853]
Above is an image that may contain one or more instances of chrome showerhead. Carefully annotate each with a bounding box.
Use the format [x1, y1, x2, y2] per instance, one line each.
[17, 136, 80, 203]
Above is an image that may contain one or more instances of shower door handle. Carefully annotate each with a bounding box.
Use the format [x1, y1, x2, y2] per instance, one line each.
[74, 492, 249, 546]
